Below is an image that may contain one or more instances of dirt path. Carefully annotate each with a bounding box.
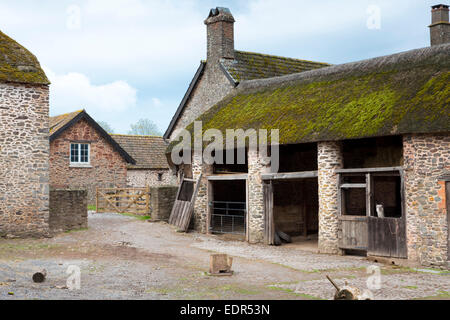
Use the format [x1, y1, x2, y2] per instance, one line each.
[0, 213, 449, 300]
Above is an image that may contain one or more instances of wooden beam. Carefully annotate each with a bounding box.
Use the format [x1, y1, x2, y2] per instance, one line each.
[340, 183, 367, 189]
[207, 174, 248, 181]
[335, 167, 403, 174]
[261, 171, 318, 180]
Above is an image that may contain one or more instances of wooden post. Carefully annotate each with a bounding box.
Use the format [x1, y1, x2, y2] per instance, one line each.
[146, 185, 150, 215]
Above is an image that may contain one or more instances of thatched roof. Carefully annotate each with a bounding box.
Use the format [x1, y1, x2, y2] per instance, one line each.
[112, 135, 170, 170]
[168, 43, 450, 152]
[0, 30, 49, 85]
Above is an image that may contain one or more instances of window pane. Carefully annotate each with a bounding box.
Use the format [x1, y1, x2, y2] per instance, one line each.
[80, 144, 89, 163]
[71, 144, 79, 163]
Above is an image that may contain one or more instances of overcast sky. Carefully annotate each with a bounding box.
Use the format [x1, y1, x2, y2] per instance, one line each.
[0, 0, 440, 134]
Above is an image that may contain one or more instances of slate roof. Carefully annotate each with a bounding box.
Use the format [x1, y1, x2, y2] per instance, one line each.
[168, 43, 450, 151]
[49, 110, 135, 164]
[0, 30, 49, 85]
[112, 135, 170, 170]
[221, 51, 330, 84]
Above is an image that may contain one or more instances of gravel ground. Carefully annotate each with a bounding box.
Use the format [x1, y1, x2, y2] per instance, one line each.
[0, 213, 449, 300]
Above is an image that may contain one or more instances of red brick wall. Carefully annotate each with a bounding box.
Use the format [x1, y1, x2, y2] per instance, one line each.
[50, 119, 128, 205]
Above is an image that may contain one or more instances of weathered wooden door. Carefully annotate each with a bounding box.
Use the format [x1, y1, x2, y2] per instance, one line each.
[168, 174, 202, 232]
[263, 182, 275, 245]
[368, 216, 407, 258]
[339, 216, 368, 251]
[447, 182, 450, 261]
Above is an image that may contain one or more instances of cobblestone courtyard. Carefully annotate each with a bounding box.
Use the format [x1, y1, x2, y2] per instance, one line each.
[0, 213, 449, 300]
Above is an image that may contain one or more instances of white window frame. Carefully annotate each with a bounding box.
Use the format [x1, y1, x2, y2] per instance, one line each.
[70, 143, 91, 167]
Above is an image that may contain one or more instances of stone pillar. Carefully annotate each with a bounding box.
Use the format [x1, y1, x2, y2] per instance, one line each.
[317, 141, 343, 254]
[192, 153, 213, 233]
[403, 134, 449, 266]
[247, 149, 266, 243]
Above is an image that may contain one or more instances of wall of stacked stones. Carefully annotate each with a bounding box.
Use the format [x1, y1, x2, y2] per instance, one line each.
[0, 83, 50, 238]
[169, 62, 234, 141]
[317, 142, 343, 255]
[403, 133, 449, 266]
[49, 119, 128, 205]
[150, 186, 178, 221]
[126, 169, 177, 188]
[49, 189, 87, 233]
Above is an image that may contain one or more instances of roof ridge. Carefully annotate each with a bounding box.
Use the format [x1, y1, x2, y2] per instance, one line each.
[237, 43, 450, 92]
[235, 50, 330, 65]
[111, 134, 163, 138]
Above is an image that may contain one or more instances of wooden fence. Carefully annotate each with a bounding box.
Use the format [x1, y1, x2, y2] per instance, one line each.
[96, 187, 150, 215]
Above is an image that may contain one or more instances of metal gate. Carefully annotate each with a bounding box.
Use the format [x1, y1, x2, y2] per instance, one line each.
[210, 201, 246, 235]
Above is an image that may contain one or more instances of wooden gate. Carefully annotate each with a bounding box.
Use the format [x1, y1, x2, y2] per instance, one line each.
[168, 175, 202, 232]
[96, 187, 150, 215]
[368, 217, 407, 258]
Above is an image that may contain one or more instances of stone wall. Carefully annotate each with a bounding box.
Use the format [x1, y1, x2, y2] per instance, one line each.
[317, 141, 343, 254]
[127, 169, 177, 188]
[50, 119, 128, 205]
[150, 186, 178, 222]
[191, 154, 213, 232]
[169, 62, 234, 141]
[403, 133, 450, 266]
[49, 189, 87, 233]
[0, 83, 50, 238]
[247, 149, 266, 243]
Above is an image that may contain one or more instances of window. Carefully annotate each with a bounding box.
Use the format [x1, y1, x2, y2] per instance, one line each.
[70, 143, 90, 164]
[339, 171, 403, 218]
[158, 173, 163, 181]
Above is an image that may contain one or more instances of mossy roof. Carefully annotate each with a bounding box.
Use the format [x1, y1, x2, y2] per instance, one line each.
[221, 51, 330, 83]
[0, 30, 49, 85]
[168, 44, 450, 152]
[112, 134, 170, 170]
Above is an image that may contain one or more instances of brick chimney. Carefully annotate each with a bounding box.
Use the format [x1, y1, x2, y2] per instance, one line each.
[204, 7, 235, 62]
[429, 4, 450, 46]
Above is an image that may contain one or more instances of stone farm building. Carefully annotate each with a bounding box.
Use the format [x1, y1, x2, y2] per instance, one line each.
[112, 134, 177, 187]
[166, 6, 450, 267]
[49, 110, 135, 205]
[0, 29, 50, 238]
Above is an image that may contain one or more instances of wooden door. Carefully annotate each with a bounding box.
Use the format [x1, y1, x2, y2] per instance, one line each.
[264, 182, 275, 245]
[339, 216, 368, 251]
[447, 182, 450, 261]
[168, 174, 202, 232]
[368, 216, 407, 258]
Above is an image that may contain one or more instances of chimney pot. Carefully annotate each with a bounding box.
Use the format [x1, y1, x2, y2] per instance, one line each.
[205, 7, 235, 61]
[429, 4, 450, 46]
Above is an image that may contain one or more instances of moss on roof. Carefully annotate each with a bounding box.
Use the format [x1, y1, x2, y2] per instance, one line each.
[168, 44, 450, 152]
[0, 30, 49, 85]
[221, 51, 330, 83]
[50, 110, 84, 134]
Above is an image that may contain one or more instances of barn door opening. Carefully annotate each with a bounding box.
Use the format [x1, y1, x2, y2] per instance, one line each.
[338, 170, 407, 258]
[209, 179, 247, 240]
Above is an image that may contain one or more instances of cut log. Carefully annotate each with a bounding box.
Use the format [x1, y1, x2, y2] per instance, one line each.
[277, 231, 292, 243]
[32, 269, 47, 283]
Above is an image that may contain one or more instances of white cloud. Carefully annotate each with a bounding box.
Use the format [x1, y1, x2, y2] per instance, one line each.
[45, 67, 137, 115]
[152, 98, 163, 108]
